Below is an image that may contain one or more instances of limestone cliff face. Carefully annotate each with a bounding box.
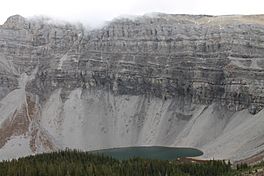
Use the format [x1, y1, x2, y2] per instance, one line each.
[1, 14, 264, 162]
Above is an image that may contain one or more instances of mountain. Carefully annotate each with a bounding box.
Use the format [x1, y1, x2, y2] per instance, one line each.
[1, 14, 264, 162]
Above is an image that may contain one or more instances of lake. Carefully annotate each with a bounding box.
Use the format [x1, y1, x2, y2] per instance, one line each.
[90, 146, 203, 160]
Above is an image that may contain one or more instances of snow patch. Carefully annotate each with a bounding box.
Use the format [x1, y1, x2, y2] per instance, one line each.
[57, 54, 68, 70]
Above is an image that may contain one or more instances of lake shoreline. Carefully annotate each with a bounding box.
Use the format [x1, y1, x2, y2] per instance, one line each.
[89, 146, 203, 160]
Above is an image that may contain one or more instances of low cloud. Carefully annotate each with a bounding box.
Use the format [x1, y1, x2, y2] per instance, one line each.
[0, 0, 263, 28]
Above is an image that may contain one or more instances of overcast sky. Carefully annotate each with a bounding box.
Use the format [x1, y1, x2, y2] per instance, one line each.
[0, 0, 264, 27]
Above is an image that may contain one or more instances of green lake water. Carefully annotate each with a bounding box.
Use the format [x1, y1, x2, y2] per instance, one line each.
[90, 146, 203, 160]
